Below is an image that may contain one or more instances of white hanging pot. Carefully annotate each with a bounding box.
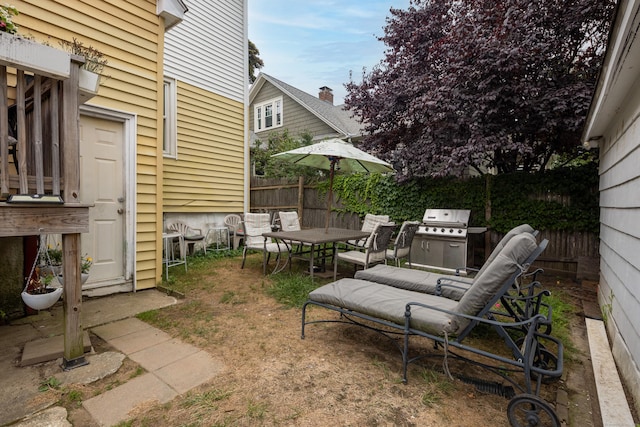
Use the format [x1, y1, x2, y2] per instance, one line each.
[21, 287, 63, 311]
[57, 273, 89, 285]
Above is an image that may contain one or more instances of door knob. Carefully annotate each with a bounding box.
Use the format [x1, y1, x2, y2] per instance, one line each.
[117, 208, 124, 214]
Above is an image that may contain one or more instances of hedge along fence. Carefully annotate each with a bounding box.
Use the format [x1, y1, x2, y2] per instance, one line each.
[250, 163, 600, 279]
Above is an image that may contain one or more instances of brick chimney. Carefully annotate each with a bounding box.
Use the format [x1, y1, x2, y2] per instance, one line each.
[319, 86, 334, 104]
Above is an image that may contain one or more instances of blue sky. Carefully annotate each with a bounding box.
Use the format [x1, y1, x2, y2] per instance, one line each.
[248, 0, 411, 105]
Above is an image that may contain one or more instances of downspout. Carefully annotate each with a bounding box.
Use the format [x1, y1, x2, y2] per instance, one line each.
[243, 0, 250, 212]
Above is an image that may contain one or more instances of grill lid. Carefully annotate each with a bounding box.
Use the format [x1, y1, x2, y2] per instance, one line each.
[421, 209, 471, 228]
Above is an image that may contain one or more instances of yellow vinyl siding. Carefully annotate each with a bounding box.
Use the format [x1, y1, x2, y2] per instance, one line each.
[15, 0, 163, 290]
[163, 81, 245, 213]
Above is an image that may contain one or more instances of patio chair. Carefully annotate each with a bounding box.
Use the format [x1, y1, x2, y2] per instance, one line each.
[278, 211, 302, 232]
[385, 220, 420, 267]
[277, 211, 314, 252]
[168, 221, 206, 256]
[303, 233, 563, 426]
[241, 212, 290, 275]
[224, 214, 244, 249]
[334, 223, 395, 280]
[345, 213, 390, 249]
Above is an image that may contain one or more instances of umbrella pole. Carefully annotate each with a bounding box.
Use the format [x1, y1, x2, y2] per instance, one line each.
[325, 160, 336, 233]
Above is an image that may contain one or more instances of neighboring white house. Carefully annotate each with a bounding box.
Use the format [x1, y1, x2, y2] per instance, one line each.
[581, 0, 640, 415]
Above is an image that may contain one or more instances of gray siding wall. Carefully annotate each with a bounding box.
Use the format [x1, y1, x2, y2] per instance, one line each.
[598, 78, 640, 411]
[250, 82, 339, 141]
[164, 0, 247, 103]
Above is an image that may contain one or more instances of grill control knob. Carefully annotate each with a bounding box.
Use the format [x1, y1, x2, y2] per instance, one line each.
[432, 227, 437, 232]
[449, 228, 453, 233]
[440, 228, 445, 233]
[458, 229, 462, 233]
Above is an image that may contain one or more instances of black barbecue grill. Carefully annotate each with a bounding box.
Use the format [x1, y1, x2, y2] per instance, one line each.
[411, 208, 471, 273]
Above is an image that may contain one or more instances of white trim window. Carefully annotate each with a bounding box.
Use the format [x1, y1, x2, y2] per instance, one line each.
[163, 77, 177, 158]
[254, 96, 283, 132]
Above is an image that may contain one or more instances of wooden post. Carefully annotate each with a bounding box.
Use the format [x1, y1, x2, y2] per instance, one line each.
[33, 75, 44, 194]
[17, 70, 28, 191]
[61, 56, 86, 369]
[62, 232, 87, 369]
[0, 65, 7, 196]
[484, 174, 492, 261]
[50, 82, 60, 195]
[297, 176, 304, 226]
[62, 57, 82, 204]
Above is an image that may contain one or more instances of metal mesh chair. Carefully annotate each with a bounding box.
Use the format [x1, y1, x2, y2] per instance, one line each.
[334, 223, 395, 280]
[385, 221, 420, 267]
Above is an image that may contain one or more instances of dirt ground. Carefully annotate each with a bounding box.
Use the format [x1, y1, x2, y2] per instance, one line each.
[51, 254, 586, 426]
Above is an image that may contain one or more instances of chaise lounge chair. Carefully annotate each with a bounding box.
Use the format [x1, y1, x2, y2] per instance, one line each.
[301, 232, 562, 427]
[353, 223, 552, 334]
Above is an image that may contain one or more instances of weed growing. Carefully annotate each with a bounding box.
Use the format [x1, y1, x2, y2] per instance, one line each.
[265, 272, 317, 308]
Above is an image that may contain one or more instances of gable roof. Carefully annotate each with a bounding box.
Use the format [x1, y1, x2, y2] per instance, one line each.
[249, 73, 363, 140]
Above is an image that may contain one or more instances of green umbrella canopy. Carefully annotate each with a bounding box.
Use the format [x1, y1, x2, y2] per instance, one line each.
[271, 138, 394, 174]
[272, 138, 394, 231]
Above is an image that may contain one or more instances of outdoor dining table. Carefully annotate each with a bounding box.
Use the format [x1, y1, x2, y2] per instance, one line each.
[262, 228, 371, 279]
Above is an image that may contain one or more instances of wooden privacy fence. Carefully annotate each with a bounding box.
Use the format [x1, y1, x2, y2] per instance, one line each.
[250, 176, 600, 279]
[250, 176, 362, 229]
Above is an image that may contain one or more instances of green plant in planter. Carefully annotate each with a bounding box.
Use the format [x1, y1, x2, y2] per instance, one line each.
[26, 266, 55, 294]
[59, 37, 107, 74]
[0, 5, 19, 34]
[81, 254, 93, 274]
[46, 243, 63, 266]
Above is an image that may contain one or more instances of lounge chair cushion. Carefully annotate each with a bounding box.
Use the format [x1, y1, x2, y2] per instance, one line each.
[309, 278, 460, 335]
[355, 264, 472, 300]
[474, 224, 534, 278]
[454, 233, 537, 321]
[354, 223, 536, 301]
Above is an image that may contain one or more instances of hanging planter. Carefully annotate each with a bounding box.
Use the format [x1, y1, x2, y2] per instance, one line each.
[21, 236, 64, 311]
[56, 254, 92, 286]
[21, 287, 63, 311]
[57, 273, 89, 286]
[21, 265, 63, 311]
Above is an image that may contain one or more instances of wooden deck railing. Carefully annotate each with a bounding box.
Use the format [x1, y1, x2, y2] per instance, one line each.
[0, 54, 82, 203]
[1, 38, 90, 366]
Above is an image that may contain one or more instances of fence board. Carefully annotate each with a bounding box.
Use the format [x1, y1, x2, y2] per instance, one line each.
[250, 177, 600, 278]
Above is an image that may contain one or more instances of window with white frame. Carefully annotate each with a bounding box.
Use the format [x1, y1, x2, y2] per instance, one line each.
[254, 96, 283, 132]
[163, 77, 177, 158]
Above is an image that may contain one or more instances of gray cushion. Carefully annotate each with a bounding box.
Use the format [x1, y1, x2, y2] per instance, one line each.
[355, 264, 471, 300]
[309, 278, 459, 335]
[454, 233, 537, 323]
[475, 224, 534, 278]
[356, 223, 535, 300]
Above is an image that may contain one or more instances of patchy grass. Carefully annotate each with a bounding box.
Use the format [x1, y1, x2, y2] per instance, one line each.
[419, 369, 455, 407]
[113, 252, 580, 426]
[265, 272, 318, 308]
[545, 288, 579, 358]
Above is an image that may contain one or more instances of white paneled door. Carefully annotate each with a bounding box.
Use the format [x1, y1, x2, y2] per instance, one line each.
[79, 115, 126, 289]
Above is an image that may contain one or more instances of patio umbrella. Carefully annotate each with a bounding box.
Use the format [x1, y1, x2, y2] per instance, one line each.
[271, 138, 394, 231]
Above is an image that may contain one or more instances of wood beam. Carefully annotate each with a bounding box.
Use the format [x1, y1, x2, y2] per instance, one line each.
[0, 204, 89, 236]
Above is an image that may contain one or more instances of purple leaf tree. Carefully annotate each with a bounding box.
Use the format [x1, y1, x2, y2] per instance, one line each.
[345, 0, 615, 180]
